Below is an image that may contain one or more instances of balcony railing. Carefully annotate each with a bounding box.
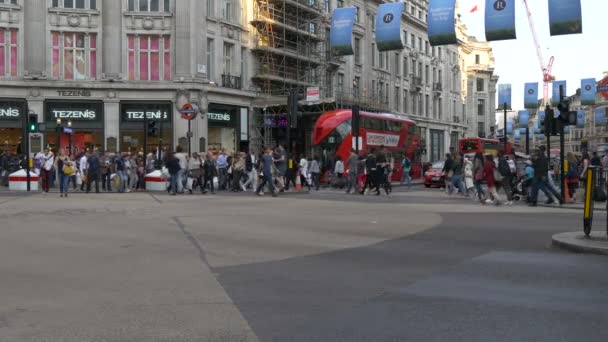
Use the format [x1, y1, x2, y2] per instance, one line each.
[433, 82, 442, 92]
[221, 74, 242, 90]
[453, 116, 460, 123]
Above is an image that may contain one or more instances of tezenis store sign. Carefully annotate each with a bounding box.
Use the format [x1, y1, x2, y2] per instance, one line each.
[0, 108, 20, 118]
[45, 101, 103, 122]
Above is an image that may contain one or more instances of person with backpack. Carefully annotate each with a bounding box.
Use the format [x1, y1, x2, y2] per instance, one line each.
[400, 154, 412, 189]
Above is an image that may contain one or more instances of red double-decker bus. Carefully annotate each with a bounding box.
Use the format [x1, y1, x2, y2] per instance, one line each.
[312, 109, 421, 181]
[459, 137, 514, 157]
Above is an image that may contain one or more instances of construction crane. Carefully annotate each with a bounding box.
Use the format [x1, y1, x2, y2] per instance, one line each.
[522, 0, 555, 107]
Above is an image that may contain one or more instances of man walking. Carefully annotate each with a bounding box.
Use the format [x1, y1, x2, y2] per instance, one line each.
[256, 147, 278, 197]
[345, 149, 358, 194]
[241, 150, 257, 191]
[401, 154, 412, 189]
[40, 148, 54, 194]
[174, 146, 187, 193]
[216, 149, 228, 190]
[529, 147, 563, 206]
[86, 151, 101, 193]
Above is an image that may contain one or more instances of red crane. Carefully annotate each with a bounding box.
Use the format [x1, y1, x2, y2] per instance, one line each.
[522, 0, 555, 107]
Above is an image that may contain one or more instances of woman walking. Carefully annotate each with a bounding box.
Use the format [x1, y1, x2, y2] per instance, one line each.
[202, 152, 216, 194]
[483, 154, 500, 205]
[56, 150, 74, 198]
[188, 152, 204, 194]
[473, 152, 486, 203]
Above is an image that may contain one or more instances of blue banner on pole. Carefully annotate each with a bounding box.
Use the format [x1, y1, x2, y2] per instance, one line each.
[498, 84, 512, 110]
[428, 0, 457, 46]
[548, 0, 582, 36]
[518, 110, 529, 128]
[514, 129, 520, 141]
[552, 80, 566, 104]
[524, 83, 539, 109]
[506, 122, 513, 135]
[376, 2, 404, 51]
[581, 78, 596, 106]
[595, 108, 606, 125]
[519, 127, 527, 134]
[576, 110, 585, 128]
[485, 0, 517, 41]
[330, 8, 357, 56]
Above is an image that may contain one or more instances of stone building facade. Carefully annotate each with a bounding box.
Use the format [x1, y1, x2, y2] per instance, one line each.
[0, 0, 256, 157]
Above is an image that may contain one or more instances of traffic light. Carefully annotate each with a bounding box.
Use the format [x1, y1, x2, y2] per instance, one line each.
[147, 121, 157, 137]
[28, 113, 38, 133]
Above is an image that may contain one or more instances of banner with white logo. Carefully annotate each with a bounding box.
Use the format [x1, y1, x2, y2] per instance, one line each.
[366, 133, 400, 147]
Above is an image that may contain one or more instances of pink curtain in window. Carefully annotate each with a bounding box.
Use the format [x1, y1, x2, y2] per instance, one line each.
[163, 36, 171, 80]
[139, 36, 148, 80]
[10, 30, 16, 76]
[150, 36, 159, 80]
[0, 29, 5, 76]
[128, 35, 135, 80]
[52, 32, 59, 78]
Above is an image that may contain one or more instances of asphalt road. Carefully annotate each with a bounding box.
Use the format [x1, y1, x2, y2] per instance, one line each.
[0, 188, 606, 342]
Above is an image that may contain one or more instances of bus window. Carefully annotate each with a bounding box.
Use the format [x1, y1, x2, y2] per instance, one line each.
[371, 119, 383, 130]
[461, 140, 479, 152]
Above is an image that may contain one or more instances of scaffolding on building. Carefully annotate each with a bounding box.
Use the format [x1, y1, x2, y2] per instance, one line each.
[250, 0, 328, 150]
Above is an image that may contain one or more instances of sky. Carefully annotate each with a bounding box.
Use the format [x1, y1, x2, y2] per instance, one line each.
[459, 0, 607, 111]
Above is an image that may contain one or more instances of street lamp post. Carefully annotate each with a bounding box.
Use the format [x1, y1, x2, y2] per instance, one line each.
[67, 120, 72, 156]
[56, 118, 62, 152]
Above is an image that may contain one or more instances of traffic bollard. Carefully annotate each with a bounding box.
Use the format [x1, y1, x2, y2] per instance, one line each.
[583, 166, 596, 236]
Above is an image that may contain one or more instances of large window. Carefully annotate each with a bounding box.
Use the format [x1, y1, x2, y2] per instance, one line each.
[207, 38, 214, 81]
[222, 0, 232, 21]
[127, 35, 171, 81]
[0, 0, 17, 4]
[0, 28, 17, 77]
[206, 0, 214, 16]
[52, 32, 97, 80]
[476, 78, 484, 91]
[222, 42, 233, 75]
[477, 99, 485, 116]
[52, 0, 96, 9]
[354, 38, 361, 64]
[402, 57, 408, 78]
[128, 0, 170, 12]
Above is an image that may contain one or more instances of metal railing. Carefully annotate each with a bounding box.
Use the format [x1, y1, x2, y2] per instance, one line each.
[221, 74, 242, 89]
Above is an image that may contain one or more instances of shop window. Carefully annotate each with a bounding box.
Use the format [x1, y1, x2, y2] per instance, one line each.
[128, 0, 170, 12]
[0, 28, 17, 77]
[128, 34, 171, 81]
[51, 32, 97, 80]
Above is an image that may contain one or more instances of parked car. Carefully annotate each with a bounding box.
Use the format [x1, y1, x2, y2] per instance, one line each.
[424, 161, 445, 188]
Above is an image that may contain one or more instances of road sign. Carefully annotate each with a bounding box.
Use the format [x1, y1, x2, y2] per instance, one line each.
[598, 77, 608, 100]
[179, 103, 198, 120]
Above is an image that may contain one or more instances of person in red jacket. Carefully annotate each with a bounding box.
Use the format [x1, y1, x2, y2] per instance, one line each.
[483, 154, 500, 205]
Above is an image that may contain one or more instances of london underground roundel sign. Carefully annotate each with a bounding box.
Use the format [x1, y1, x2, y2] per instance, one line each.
[599, 77, 608, 100]
[179, 103, 198, 120]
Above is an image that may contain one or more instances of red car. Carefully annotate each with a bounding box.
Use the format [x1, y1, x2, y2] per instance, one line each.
[424, 161, 445, 188]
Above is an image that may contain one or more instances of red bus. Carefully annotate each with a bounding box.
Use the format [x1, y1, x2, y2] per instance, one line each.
[313, 109, 421, 181]
[459, 137, 514, 157]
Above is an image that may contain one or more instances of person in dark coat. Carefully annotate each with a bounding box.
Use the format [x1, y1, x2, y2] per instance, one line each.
[165, 152, 181, 195]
